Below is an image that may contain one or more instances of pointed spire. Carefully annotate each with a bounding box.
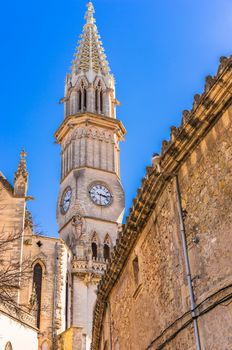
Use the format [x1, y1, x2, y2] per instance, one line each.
[72, 2, 110, 75]
[85, 2, 96, 25]
[14, 149, 28, 183]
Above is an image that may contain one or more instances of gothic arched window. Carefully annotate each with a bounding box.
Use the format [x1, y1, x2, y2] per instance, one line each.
[77, 80, 88, 112]
[92, 242, 98, 260]
[95, 89, 98, 112]
[103, 234, 111, 261]
[78, 90, 82, 111]
[5, 342, 13, 350]
[103, 244, 110, 260]
[33, 263, 43, 328]
[84, 88, 87, 110]
[95, 80, 104, 114]
[100, 90, 103, 113]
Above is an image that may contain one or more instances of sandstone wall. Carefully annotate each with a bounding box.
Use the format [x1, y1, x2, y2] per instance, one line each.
[97, 102, 232, 349]
[0, 177, 26, 303]
[20, 236, 71, 350]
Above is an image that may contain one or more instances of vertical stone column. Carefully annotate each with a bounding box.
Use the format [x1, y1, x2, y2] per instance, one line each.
[117, 144, 120, 177]
[65, 100, 70, 118]
[111, 140, 115, 173]
[104, 89, 112, 117]
[76, 137, 81, 168]
[72, 140, 75, 170]
[72, 91, 78, 114]
[87, 86, 95, 113]
[61, 151, 64, 180]
[87, 135, 94, 167]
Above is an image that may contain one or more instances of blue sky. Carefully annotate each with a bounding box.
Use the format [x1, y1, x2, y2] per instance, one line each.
[0, 0, 231, 236]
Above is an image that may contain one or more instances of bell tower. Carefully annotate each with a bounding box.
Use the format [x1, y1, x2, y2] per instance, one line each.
[55, 2, 126, 348]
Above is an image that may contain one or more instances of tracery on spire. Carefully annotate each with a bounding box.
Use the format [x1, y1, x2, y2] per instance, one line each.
[72, 2, 110, 75]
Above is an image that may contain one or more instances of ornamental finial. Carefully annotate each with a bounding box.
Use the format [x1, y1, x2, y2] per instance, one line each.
[85, 2, 95, 25]
[20, 148, 27, 159]
[15, 148, 28, 183]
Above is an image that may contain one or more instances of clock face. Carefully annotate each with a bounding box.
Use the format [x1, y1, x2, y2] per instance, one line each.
[61, 187, 72, 214]
[89, 184, 112, 206]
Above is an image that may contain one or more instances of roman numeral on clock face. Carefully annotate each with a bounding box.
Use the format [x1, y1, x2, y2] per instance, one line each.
[89, 184, 112, 206]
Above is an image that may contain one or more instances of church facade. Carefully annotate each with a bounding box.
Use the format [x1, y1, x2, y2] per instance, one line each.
[0, 2, 125, 350]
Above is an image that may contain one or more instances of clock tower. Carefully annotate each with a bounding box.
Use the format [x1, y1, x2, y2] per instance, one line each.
[55, 2, 126, 348]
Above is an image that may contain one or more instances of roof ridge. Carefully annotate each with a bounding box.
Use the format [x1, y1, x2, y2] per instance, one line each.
[0, 172, 14, 194]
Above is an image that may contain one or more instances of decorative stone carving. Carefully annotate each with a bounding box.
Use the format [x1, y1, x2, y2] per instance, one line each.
[72, 214, 84, 240]
[182, 110, 190, 124]
[67, 214, 86, 250]
[218, 56, 229, 74]
[170, 126, 178, 141]
[205, 75, 215, 92]
[193, 93, 201, 109]
[93, 76, 107, 90]
[161, 140, 168, 155]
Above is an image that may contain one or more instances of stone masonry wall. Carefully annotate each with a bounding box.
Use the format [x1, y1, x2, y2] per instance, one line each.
[179, 105, 232, 349]
[20, 235, 71, 350]
[0, 179, 26, 303]
[98, 104, 232, 349]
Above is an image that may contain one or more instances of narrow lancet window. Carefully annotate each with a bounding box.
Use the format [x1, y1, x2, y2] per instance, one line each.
[100, 91, 103, 113]
[92, 242, 98, 260]
[84, 89, 87, 110]
[103, 244, 110, 260]
[33, 263, 43, 328]
[78, 90, 82, 111]
[95, 80, 104, 114]
[95, 89, 98, 112]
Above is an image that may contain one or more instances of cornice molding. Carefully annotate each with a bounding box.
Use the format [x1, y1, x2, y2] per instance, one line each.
[55, 113, 126, 144]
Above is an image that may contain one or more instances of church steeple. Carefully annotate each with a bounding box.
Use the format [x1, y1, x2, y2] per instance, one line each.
[63, 1, 117, 119]
[56, 4, 126, 346]
[72, 2, 110, 75]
